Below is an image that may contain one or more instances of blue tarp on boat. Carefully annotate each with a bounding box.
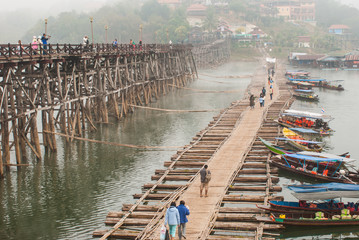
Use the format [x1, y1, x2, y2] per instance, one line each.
[289, 128, 318, 134]
[284, 153, 340, 162]
[289, 183, 359, 193]
[276, 138, 322, 144]
[288, 77, 327, 82]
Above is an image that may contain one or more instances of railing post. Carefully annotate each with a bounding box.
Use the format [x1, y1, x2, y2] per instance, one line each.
[8, 43, 11, 58]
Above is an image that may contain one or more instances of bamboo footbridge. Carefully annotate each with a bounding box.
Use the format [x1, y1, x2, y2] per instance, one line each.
[0, 40, 230, 177]
[93, 62, 294, 239]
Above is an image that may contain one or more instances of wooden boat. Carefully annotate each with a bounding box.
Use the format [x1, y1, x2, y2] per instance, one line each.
[322, 82, 344, 91]
[269, 212, 359, 226]
[276, 117, 334, 136]
[270, 155, 358, 184]
[293, 93, 319, 102]
[259, 137, 293, 155]
[257, 200, 359, 215]
[258, 183, 359, 215]
[282, 128, 322, 152]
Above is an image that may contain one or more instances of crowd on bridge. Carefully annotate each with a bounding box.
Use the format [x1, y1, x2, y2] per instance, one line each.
[24, 33, 51, 55]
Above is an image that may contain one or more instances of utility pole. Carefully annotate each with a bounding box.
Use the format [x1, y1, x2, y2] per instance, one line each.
[105, 25, 108, 44]
[90, 17, 94, 45]
[45, 18, 48, 35]
[139, 24, 143, 42]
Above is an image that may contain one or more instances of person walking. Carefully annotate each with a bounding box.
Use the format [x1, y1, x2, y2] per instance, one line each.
[82, 36, 89, 51]
[164, 202, 180, 240]
[259, 94, 264, 107]
[177, 200, 190, 240]
[112, 39, 118, 48]
[249, 94, 255, 109]
[270, 85, 274, 100]
[200, 165, 211, 197]
[262, 87, 266, 97]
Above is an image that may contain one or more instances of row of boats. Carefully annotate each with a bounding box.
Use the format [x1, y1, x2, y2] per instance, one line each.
[286, 70, 344, 102]
[257, 76, 359, 228]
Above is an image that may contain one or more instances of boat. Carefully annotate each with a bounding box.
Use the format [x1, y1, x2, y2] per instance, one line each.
[288, 76, 327, 84]
[322, 82, 344, 91]
[285, 70, 310, 77]
[257, 183, 359, 215]
[270, 154, 358, 184]
[259, 137, 294, 155]
[282, 128, 323, 152]
[293, 93, 319, 102]
[257, 200, 359, 215]
[268, 212, 359, 226]
[277, 113, 334, 135]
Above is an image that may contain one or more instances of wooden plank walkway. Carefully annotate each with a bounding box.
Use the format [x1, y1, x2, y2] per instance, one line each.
[93, 59, 293, 239]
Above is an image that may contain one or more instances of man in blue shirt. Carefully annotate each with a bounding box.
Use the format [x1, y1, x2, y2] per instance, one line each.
[41, 33, 51, 54]
[177, 200, 190, 239]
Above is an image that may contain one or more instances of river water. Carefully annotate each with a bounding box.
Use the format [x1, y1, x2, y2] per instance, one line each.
[0, 61, 358, 239]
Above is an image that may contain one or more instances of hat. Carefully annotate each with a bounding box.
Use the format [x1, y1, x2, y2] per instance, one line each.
[38, 36, 41, 39]
[33, 36, 36, 39]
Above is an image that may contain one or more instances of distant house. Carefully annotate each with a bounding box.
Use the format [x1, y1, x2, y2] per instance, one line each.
[157, 0, 181, 9]
[344, 54, 359, 68]
[187, 4, 207, 16]
[249, 27, 267, 39]
[328, 25, 350, 35]
[290, 54, 325, 67]
[297, 36, 311, 48]
[317, 56, 343, 69]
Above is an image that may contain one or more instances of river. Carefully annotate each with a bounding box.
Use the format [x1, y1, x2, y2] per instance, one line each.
[0, 61, 358, 239]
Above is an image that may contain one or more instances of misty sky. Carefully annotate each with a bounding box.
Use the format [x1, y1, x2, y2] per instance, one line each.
[2, 0, 111, 13]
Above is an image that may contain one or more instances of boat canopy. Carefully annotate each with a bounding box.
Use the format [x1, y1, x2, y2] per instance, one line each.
[284, 153, 340, 162]
[276, 138, 323, 144]
[294, 89, 313, 93]
[289, 128, 318, 134]
[283, 109, 332, 120]
[289, 183, 359, 200]
[298, 151, 356, 163]
[288, 77, 327, 82]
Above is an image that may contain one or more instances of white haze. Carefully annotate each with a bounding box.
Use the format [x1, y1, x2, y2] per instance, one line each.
[0, 0, 119, 43]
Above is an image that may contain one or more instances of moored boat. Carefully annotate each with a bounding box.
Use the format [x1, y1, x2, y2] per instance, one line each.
[282, 128, 323, 152]
[259, 137, 294, 155]
[268, 212, 359, 226]
[293, 93, 319, 102]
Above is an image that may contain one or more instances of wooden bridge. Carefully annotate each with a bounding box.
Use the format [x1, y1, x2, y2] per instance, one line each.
[0, 40, 231, 178]
[92, 60, 294, 239]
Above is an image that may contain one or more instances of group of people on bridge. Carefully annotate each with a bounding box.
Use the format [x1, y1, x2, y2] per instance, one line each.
[249, 66, 275, 109]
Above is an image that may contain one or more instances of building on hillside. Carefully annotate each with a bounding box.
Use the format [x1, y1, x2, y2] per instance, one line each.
[262, 0, 315, 22]
[187, 4, 207, 16]
[328, 25, 351, 35]
[249, 27, 267, 39]
[157, 0, 182, 9]
[297, 36, 311, 48]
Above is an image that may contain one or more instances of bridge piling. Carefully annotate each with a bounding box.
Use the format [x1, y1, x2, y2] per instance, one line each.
[0, 44, 197, 177]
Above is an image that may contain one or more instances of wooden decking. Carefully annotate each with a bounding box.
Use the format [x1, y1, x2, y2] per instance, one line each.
[93, 60, 293, 239]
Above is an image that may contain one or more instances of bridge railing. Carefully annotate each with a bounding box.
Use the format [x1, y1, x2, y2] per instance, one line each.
[0, 43, 193, 61]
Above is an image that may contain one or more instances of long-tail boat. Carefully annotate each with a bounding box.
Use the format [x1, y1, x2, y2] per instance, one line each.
[293, 93, 319, 102]
[282, 127, 323, 152]
[259, 137, 294, 155]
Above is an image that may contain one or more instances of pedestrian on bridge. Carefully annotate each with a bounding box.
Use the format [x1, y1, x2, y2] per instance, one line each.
[200, 165, 211, 197]
[164, 201, 180, 240]
[41, 33, 51, 54]
[177, 200, 190, 240]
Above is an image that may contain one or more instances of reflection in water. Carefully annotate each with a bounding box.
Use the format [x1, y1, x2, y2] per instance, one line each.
[0, 61, 255, 240]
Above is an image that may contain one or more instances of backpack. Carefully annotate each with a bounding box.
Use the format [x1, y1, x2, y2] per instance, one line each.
[204, 170, 211, 183]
